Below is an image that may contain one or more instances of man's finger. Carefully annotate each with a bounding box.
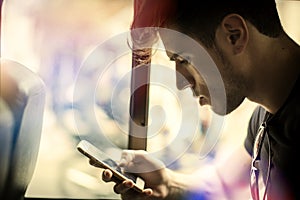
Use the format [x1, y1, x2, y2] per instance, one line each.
[102, 169, 113, 182]
[142, 188, 153, 196]
[113, 180, 134, 194]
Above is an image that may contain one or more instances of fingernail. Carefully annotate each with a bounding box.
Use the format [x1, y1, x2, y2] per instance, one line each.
[125, 181, 133, 188]
[104, 170, 109, 177]
[144, 190, 152, 196]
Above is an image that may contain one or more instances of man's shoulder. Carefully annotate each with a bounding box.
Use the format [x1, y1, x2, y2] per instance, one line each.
[250, 105, 267, 126]
[244, 105, 266, 154]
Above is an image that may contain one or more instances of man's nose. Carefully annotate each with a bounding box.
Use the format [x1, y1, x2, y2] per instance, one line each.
[176, 70, 192, 90]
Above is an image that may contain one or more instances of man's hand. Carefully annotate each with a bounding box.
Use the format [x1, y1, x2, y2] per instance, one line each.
[92, 150, 172, 200]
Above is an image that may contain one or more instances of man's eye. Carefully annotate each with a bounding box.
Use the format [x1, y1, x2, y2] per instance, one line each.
[178, 59, 189, 64]
[177, 56, 190, 65]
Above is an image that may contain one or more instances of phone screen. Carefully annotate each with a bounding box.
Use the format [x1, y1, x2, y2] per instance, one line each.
[77, 140, 144, 192]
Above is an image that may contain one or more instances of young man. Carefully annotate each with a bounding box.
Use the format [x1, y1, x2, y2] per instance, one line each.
[93, 0, 300, 199]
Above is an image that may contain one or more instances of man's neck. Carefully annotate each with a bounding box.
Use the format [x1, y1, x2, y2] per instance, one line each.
[248, 34, 300, 114]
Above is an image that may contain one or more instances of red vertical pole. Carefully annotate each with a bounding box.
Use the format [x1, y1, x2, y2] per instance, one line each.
[128, 47, 151, 150]
[0, 0, 3, 56]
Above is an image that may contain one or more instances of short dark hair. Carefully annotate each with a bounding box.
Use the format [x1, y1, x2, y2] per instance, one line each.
[131, 0, 284, 48]
[170, 0, 284, 47]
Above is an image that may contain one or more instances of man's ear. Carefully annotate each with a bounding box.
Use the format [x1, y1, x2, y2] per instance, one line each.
[221, 14, 248, 54]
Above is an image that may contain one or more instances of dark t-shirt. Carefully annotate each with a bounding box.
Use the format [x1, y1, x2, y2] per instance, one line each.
[244, 77, 300, 200]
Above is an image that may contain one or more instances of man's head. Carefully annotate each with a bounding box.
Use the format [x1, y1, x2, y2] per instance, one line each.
[131, 0, 284, 115]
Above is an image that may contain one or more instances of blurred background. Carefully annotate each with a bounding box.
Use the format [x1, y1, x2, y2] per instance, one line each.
[1, 0, 299, 199]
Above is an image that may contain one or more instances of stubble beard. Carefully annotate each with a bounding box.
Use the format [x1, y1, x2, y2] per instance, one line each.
[213, 44, 247, 115]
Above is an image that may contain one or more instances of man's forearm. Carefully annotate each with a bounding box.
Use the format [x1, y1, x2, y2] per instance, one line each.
[164, 165, 229, 200]
[164, 169, 190, 200]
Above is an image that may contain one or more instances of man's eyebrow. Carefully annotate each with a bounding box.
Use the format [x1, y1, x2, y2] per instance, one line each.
[166, 50, 192, 63]
[166, 50, 182, 59]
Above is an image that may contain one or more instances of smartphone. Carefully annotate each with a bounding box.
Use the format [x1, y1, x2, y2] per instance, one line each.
[77, 140, 145, 193]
